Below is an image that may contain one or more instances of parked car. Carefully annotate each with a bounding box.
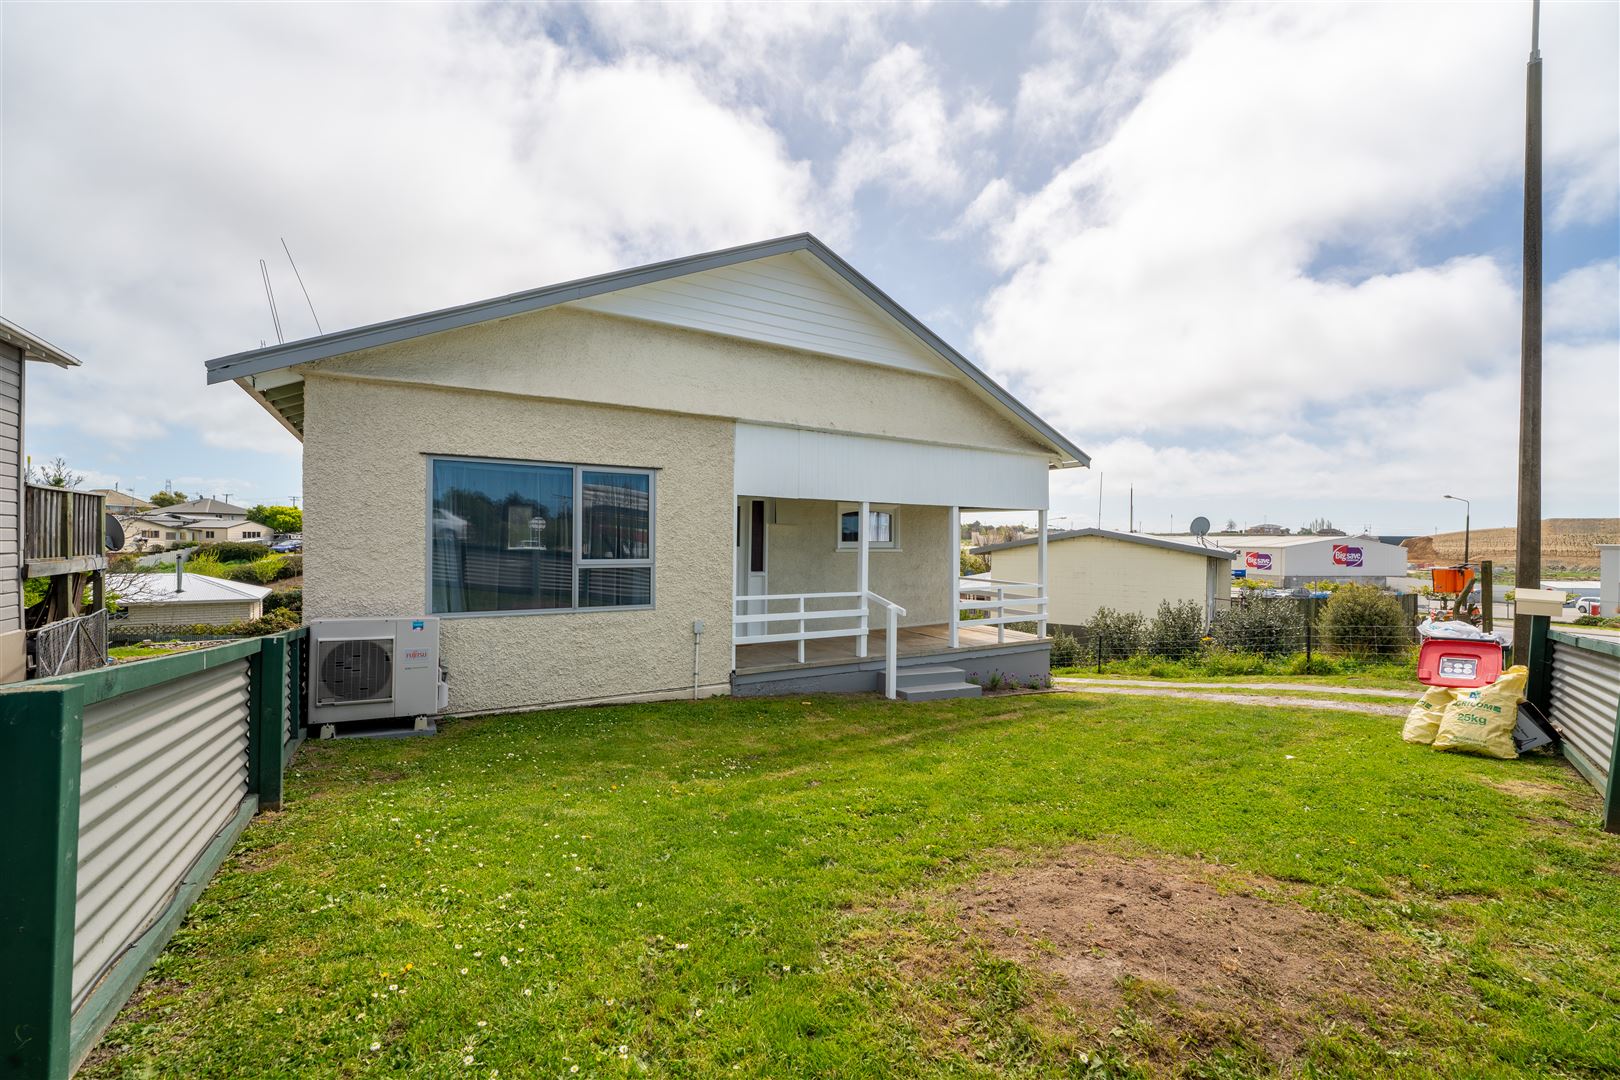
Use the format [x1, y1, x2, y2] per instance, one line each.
[270, 539, 303, 553]
[1575, 597, 1602, 616]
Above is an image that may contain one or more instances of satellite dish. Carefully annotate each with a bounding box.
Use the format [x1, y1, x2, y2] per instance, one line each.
[1189, 516, 1211, 538]
[104, 514, 125, 552]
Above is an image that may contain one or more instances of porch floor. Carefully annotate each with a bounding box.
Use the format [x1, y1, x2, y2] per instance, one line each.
[735, 622, 1039, 675]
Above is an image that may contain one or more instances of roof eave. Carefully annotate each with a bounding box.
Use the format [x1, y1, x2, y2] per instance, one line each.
[0, 316, 83, 368]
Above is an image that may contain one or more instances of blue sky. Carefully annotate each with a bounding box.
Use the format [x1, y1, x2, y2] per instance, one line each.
[4, 1, 1616, 535]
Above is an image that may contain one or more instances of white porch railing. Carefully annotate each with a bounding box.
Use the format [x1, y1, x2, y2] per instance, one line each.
[864, 592, 907, 699]
[732, 590, 908, 699]
[957, 576, 1047, 643]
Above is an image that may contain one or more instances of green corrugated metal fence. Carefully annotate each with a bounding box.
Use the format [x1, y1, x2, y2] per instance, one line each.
[0, 627, 307, 1079]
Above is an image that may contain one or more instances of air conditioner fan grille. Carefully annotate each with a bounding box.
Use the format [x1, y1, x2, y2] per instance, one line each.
[317, 638, 394, 705]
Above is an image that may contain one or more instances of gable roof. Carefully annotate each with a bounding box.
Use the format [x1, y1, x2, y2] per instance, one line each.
[0, 316, 82, 367]
[204, 234, 1088, 466]
[972, 527, 1236, 560]
[155, 497, 249, 517]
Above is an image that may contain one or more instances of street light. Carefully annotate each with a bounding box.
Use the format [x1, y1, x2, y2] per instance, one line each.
[1443, 495, 1471, 565]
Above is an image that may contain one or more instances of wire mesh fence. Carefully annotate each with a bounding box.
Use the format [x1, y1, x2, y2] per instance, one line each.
[1040, 596, 1420, 673]
[31, 608, 110, 677]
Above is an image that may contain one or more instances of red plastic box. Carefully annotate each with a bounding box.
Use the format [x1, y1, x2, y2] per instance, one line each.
[1417, 638, 1504, 689]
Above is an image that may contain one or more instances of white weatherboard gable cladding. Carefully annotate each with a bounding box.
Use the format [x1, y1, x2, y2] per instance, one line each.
[568, 251, 956, 378]
[735, 423, 1049, 509]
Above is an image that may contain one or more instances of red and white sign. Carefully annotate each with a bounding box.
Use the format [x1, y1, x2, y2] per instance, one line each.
[1332, 544, 1364, 567]
[1244, 551, 1273, 570]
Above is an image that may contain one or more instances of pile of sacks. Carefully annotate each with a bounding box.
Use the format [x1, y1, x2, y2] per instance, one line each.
[1402, 666, 1528, 760]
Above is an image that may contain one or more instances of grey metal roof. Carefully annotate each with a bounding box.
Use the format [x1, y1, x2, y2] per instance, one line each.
[203, 233, 1089, 467]
[0, 315, 82, 367]
[972, 527, 1237, 559]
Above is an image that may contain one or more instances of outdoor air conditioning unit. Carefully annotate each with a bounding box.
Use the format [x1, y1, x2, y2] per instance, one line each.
[308, 617, 448, 738]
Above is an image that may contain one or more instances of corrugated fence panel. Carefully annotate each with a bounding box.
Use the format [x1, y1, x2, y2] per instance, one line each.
[1548, 641, 1619, 787]
[72, 659, 251, 1008]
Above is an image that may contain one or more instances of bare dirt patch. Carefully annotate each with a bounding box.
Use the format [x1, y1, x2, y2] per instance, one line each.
[1483, 777, 1598, 809]
[955, 848, 1415, 1061]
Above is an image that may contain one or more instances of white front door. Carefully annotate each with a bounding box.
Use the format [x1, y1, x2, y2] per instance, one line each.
[736, 497, 768, 637]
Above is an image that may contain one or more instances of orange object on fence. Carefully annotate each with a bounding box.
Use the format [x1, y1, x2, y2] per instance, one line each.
[1430, 566, 1475, 595]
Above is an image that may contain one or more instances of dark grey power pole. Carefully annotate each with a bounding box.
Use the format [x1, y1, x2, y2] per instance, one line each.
[1514, 0, 1543, 655]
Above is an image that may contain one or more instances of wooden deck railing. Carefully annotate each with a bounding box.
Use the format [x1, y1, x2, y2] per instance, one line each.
[24, 483, 108, 577]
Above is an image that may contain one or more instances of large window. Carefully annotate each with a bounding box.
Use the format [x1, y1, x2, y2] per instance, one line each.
[430, 456, 653, 615]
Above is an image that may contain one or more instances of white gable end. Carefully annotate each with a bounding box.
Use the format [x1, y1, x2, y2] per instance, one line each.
[565, 250, 955, 377]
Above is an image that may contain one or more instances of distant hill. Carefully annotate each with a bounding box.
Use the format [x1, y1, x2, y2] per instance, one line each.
[1402, 518, 1618, 571]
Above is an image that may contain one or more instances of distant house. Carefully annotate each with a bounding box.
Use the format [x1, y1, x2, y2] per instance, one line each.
[117, 512, 272, 551]
[203, 234, 1089, 711]
[89, 488, 153, 514]
[156, 497, 249, 519]
[110, 571, 270, 627]
[1, 317, 109, 681]
[974, 528, 1234, 628]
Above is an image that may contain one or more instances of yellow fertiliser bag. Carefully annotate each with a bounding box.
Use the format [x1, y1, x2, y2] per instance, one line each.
[1432, 665, 1527, 760]
[1403, 686, 1453, 745]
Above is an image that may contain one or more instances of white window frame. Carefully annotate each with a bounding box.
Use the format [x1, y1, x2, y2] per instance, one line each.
[836, 503, 900, 551]
[425, 453, 657, 618]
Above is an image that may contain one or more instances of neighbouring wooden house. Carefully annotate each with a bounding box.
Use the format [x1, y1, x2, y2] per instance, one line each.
[973, 528, 1235, 629]
[205, 235, 1088, 712]
[1, 317, 109, 681]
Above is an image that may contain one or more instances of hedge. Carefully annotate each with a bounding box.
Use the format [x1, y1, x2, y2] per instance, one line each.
[108, 607, 301, 642]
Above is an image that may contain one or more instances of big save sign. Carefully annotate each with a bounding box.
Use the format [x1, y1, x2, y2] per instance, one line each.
[1244, 551, 1272, 570]
[1332, 544, 1364, 567]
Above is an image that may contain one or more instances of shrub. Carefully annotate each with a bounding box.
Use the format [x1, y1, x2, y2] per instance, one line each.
[1087, 606, 1147, 662]
[1210, 598, 1302, 658]
[194, 541, 273, 563]
[1318, 584, 1410, 659]
[181, 554, 229, 579]
[959, 550, 988, 576]
[276, 554, 303, 580]
[264, 588, 302, 614]
[108, 605, 300, 642]
[1146, 600, 1205, 659]
[246, 554, 287, 584]
[1047, 626, 1085, 667]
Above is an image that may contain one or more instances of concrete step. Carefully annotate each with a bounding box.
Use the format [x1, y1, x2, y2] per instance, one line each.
[879, 664, 968, 694]
[897, 681, 984, 702]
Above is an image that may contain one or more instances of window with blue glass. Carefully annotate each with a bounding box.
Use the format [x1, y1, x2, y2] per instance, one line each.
[430, 457, 653, 614]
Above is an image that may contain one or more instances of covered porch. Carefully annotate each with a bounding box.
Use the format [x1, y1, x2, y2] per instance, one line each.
[730, 424, 1056, 698]
[735, 620, 1040, 674]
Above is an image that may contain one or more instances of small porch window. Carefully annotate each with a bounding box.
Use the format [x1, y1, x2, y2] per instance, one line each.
[836, 504, 898, 551]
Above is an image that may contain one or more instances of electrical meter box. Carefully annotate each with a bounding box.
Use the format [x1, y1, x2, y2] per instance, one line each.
[1514, 588, 1567, 617]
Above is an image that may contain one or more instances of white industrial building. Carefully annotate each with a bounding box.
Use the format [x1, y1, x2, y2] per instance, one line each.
[1156, 533, 1410, 587]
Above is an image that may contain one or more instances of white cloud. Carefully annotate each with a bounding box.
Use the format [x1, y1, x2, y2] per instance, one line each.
[969, 2, 1618, 524]
[7, 4, 840, 456]
[1546, 259, 1620, 340]
[832, 44, 1004, 204]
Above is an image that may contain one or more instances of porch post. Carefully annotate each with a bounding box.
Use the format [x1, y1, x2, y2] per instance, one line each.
[1037, 509, 1049, 639]
[856, 500, 870, 657]
[948, 505, 960, 648]
[730, 497, 738, 672]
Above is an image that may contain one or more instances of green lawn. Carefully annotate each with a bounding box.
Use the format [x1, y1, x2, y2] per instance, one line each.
[85, 693, 1619, 1078]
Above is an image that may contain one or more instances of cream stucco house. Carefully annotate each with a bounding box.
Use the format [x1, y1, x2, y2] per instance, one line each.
[205, 235, 1088, 712]
[974, 528, 1234, 629]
